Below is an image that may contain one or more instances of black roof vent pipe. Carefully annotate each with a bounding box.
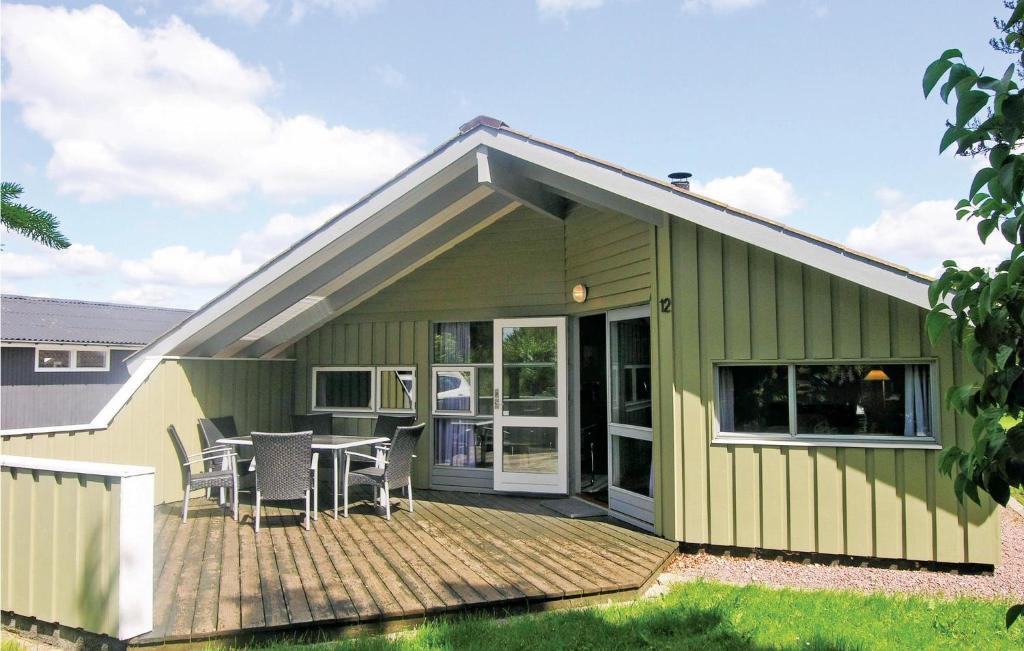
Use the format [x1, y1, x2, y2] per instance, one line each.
[668, 172, 692, 190]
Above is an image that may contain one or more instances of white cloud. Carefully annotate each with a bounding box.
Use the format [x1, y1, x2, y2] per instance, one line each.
[845, 192, 1011, 276]
[373, 64, 406, 89]
[537, 0, 604, 18]
[289, 0, 384, 21]
[682, 0, 764, 13]
[1, 252, 53, 278]
[111, 283, 192, 307]
[0, 243, 116, 280]
[236, 203, 343, 263]
[121, 246, 253, 287]
[196, 0, 270, 23]
[58, 243, 118, 274]
[690, 167, 801, 219]
[1, 4, 421, 207]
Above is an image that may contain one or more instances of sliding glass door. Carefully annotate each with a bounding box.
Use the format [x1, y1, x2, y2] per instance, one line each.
[493, 317, 568, 493]
[607, 306, 655, 526]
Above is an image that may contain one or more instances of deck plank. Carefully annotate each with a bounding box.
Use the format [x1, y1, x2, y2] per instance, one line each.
[238, 503, 266, 630]
[217, 507, 242, 632]
[137, 490, 677, 645]
[191, 509, 225, 634]
[265, 505, 314, 624]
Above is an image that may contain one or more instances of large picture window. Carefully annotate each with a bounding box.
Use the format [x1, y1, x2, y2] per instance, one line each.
[715, 362, 936, 443]
[431, 321, 494, 469]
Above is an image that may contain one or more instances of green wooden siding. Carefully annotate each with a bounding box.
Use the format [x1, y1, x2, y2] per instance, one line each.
[1, 359, 293, 505]
[294, 204, 653, 491]
[2, 467, 122, 636]
[657, 219, 1000, 564]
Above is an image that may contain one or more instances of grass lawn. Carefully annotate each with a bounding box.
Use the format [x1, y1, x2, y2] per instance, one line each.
[252, 581, 1022, 651]
[1012, 484, 1024, 507]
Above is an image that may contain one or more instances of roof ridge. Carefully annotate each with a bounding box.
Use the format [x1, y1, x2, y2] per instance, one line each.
[1, 294, 193, 313]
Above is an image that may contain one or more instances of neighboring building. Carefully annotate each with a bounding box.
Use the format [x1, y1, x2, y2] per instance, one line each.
[1, 295, 191, 429]
[0, 116, 1002, 567]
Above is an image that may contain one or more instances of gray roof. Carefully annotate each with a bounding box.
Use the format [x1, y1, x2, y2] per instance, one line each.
[1, 294, 192, 346]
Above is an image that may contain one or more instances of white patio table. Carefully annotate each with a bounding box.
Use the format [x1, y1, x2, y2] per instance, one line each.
[217, 434, 389, 518]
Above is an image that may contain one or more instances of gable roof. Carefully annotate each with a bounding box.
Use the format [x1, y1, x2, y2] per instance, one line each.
[126, 117, 932, 371]
[1, 294, 192, 346]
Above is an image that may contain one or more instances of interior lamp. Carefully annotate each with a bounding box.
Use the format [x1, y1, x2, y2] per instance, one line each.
[864, 369, 890, 382]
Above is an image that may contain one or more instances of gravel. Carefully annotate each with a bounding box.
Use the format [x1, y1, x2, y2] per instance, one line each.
[648, 506, 1024, 601]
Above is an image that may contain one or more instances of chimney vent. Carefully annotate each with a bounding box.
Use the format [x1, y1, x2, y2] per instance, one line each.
[668, 172, 692, 190]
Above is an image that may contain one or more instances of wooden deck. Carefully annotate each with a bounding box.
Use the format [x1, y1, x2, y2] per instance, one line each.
[133, 490, 678, 646]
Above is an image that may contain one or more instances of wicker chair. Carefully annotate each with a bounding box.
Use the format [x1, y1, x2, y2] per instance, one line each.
[291, 413, 333, 436]
[343, 423, 425, 520]
[167, 425, 238, 522]
[251, 431, 319, 532]
[199, 416, 254, 491]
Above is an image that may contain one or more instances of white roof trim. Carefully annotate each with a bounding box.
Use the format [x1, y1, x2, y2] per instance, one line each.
[0, 455, 155, 478]
[127, 124, 931, 367]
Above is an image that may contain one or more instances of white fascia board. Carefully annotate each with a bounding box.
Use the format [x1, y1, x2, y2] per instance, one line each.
[481, 130, 931, 308]
[125, 134, 489, 373]
[0, 455, 155, 478]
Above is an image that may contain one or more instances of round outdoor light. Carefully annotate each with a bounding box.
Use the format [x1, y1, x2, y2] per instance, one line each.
[572, 283, 588, 303]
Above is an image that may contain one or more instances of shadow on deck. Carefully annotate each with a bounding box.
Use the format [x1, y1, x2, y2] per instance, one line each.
[131, 489, 678, 647]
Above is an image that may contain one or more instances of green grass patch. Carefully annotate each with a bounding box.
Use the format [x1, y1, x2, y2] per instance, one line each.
[243, 580, 1023, 651]
[1012, 484, 1024, 507]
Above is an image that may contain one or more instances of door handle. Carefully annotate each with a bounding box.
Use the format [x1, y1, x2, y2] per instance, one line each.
[493, 388, 500, 412]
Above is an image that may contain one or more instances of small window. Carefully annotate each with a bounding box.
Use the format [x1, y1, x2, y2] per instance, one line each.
[433, 321, 493, 364]
[377, 367, 416, 414]
[76, 350, 108, 369]
[35, 346, 110, 372]
[717, 365, 790, 433]
[37, 349, 71, 369]
[312, 367, 374, 412]
[432, 367, 476, 416]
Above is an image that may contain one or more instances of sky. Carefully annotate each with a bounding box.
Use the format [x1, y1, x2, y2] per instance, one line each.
[0, 0, 1017, 309]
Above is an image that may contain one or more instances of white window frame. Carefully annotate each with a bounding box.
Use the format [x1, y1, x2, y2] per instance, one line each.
[431, 366, 477, 417]
[34, 345, 111, 372]
[376, 366, 417, 415]
[310, 366, 376, 413]
[711, 359, 943, 450]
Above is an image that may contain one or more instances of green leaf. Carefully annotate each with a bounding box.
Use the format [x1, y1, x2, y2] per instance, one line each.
[978, 217, 998, 243]
[999, 159, 1019, 200]
[1008, 604, 1024, 629]
[926, 308, 952, 344]
[996, 345, 1014, 369]
[956, 89, 989, 126]
[1009, 2, 1024, 27]
[970, 168, 997, 197]
[941, 63, 975, 103]
[940, 125, 967, 153]
[923, 58, 954, 97]
[937, 48, 963, 61]
[1010, 254, 1024, 284]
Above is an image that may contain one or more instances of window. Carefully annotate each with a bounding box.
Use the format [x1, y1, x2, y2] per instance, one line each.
[312, 366, 418, 413]
[377, 367, 416, 414]
[35, 346, 110, 372]
[608, 308, 654, 499]
[715, 362, 936, 443]
[431, 321, 494, 468]
[312, 367, 374, 411]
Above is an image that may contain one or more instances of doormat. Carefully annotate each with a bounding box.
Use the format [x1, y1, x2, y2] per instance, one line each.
[540, 498, 606, 519]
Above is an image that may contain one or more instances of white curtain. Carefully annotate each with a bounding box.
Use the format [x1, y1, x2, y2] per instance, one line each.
[719, 367, 736, 431]
[903, 366, 930, 437]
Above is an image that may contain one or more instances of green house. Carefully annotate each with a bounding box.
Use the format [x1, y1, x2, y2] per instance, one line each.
[2, 116, 1000, 568]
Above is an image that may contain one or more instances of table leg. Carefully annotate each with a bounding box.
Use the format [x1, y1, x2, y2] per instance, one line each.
[333, 449, 339, 519]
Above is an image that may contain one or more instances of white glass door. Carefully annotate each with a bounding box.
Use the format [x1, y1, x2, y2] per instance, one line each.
[493, 317, 568, 493]
[607, 306, 655, 527]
